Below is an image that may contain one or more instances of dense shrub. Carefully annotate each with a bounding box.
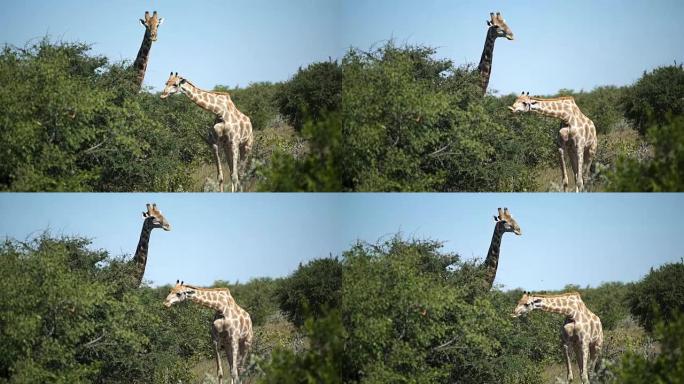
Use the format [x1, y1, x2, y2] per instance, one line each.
[608, 116, 684, 191]
[342, 236, 542, 383]
[259, 311, 343, 384]
[0, 234, 209, 383]
[258, 113, 343, 191]
[626, 260, 684, 332]
[276, 257, 342, 327]
[621, 64, 684, 134]
[608, 314, 684, 383]
[0, 39, 209, 191]
[341, 43, 550, 191]
[276, 61, 342, 131]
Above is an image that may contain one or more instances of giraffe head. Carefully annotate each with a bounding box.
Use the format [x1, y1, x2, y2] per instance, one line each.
[160, 72, 185, 99]
[487, 12, 514, 41]
[164, 280, 195, 307]
[142, 203, 171, 231]
[494, 207, 522, 235]
[511, 291, 541, 318]
[508, 92, 538, 113]
[140, 11, 164, 42]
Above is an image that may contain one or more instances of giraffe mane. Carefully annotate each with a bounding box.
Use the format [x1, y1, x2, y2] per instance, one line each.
[529, 96, 575, 102]
[183, 284, 231, 292]
[530, 291, 582, 298]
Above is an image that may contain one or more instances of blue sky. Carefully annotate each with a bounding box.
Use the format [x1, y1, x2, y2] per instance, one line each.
[1, 0, 681, 94]
[1, 193, 681, 291]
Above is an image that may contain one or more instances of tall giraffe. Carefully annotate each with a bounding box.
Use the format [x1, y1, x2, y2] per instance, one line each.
[164, 280, 253, 384]
[512, 292, 603, 384]
[509, 92, 598, 192]
[132, 203, 170, 287]
[478, 12, 514, 96]
[133, 11, 164, 90]
[160, 72, 253, 193]
[481, 207, 521, 291]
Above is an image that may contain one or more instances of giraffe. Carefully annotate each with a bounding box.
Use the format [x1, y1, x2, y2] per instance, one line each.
[132, 203, 170, 287]
[512, 291, 603, 383]
[132, 11, 164, 90]
[481, 207, 522, 292]
[478, 12, 514, 96]
[160, 72, 253, 193]
[164, 280, 253, 384]
[508, 92, 598, 192]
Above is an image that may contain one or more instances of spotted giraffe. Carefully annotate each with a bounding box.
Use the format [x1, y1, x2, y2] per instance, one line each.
[133, 11, 163, 90]
[509, 92, 598, 192]
[478, 12, 514, 95]
[512, 291, 603, 383]
[160, 72, 253, 192]
[132, 203, 170, 287]
[481, 207, 522, 292]
[164, 280, 253, 384]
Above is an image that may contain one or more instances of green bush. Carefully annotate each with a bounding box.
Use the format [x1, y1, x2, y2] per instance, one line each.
[276, 258, 342, 328]
[608, 314, 684, 383]
[258, 113, 343, 191]
[608, 116, 684, 191]
[621, 64, 684, 134]
[259, 311, 343, 384]
[0, 39, 208, 191]
[627, 260, 684, 332]
[275, 61, 342, 131]
[342, 236, 542, 383]
[0, 234, 210, 383]
[341, 43, 549, 191]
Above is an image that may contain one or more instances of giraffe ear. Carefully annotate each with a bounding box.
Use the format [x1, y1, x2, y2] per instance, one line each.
[158, 18, 164, 26]
[140, 19, 147, 27]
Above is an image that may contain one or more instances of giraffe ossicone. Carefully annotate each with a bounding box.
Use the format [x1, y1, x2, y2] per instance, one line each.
[160, 72, 253, 193]
[164, 280, 253, 384]
[509, 92, 598, 192]
[512, 292, 603, 383]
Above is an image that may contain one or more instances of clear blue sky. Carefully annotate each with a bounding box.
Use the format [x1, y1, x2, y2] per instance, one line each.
[0, 0, 341, 90]
[1, 0, 681, 94]
[1, 194, 681, 291]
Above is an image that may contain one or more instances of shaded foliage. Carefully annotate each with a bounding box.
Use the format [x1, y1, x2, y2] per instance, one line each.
[258, 113, 343, 191]
[627, 259, 684, 333]
[276, 61, 342, 132]
[608, 314, 684, 383]
[259, 310, 343, 384]
[621, 64, 684, 134]
[276, 257, 342, 328]
[608, 116, 684, 191]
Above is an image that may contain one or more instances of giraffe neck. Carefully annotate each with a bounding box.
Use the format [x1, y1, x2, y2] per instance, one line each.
[478, 27, 499, 96]
[482, 221, 506, 290]
[187, 288, 234, 314]
[536, 295, 582, 319]
[180, 80, 230, 115]
[530, 100, 575, 123]
[132, 219, 154, 286]
[133, 30, 153, 90]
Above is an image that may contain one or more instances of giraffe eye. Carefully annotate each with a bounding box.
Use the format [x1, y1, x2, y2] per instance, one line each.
[176, 292, 181, 297]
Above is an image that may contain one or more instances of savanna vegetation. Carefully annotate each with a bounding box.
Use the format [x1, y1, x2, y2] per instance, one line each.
[1, 232, 682, 383]
[1, 38, 682, 191]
